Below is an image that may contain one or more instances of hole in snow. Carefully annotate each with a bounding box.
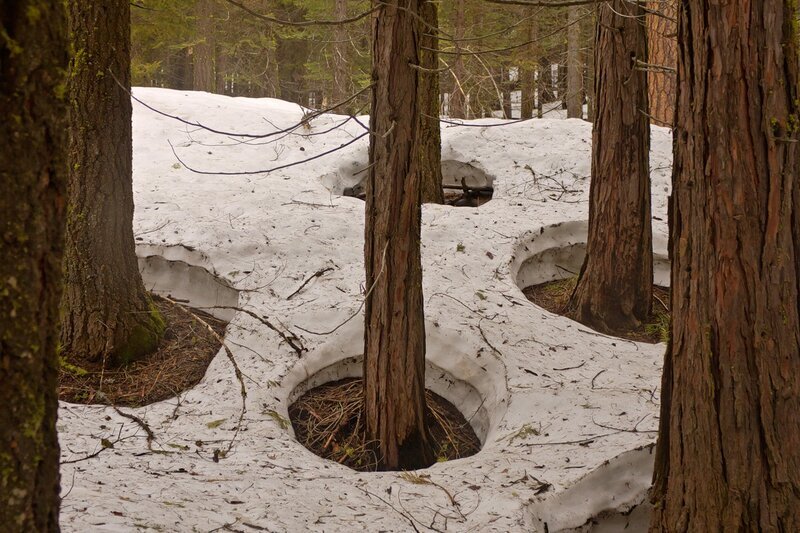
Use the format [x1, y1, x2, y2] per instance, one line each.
[138, 254, 240, 322]
[286, 356, 490, 445]
[320, 159, 495, 207]
[510, 220, 669, 292]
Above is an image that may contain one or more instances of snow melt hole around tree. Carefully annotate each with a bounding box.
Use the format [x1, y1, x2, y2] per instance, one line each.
[510, 220, 670, 291]
[320, 156, 495, 206]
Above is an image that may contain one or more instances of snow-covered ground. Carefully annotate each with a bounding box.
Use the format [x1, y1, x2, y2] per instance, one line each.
[58, 88, 673, 532]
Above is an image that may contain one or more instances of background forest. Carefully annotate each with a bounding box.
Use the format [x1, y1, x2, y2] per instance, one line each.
[130, 0, 675, 123]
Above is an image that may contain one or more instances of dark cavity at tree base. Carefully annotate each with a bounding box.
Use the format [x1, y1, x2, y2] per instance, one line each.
[58, 294, 226, 406]
[523, 277, 670, 344]
[289, 378, 481, 472]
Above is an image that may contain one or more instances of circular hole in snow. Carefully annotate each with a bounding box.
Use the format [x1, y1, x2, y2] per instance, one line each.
[320, 159, 495, 207]
[285, 357, 486, 471]
[510, 220, 669, 291]
[278, 320, 508, 471]
[510, 221, 671, 343]
[59, 255, 240, 406]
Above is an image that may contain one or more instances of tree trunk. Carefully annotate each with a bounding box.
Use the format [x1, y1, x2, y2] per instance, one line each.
[331, 0, 352, 112]
[568, 0, 652, 333]
[449, 0, 467, 119]
[62, 0, 165, 367]
[192, 0, 215, 92]
[364, 0, 434, 471]
[520, 14, 538, 119]
[418, 0, 444, 204]
[502, 68, 513, 119]
[645, 0, 676, 126]
[584, 8, 595, 122]
[566, 6, 583, 118]
[0, 2, 68, 529]
[650, 1, 800, 530]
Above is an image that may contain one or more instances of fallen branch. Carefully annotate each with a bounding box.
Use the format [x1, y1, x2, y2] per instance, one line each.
[287, 267, 334, 300]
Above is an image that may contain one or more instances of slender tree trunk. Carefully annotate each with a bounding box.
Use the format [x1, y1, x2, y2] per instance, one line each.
[0, 2, 68, 529]
[566, 6, 583, 118]
[502, 67, 513, 119]
[568, 0, 652, 333]
[62, 0, 165, 367]
[650, 1, 800, 530]
[215, 44, 227, 94]
[419, 0, 444, 203]
[585, 8, 595, 122]
[450, 0, 467, 119]
[192, 0, 215, 92]
[331, 0, 352, 111]
[364, 0, 434, 471]
[520, 14, 538, 119]
[646, 0, 676, 126]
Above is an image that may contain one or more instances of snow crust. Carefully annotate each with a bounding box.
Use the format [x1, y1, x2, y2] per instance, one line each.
[58, 88, 673, 532]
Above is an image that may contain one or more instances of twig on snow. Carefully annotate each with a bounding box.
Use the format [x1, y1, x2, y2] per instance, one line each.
[287, 267, 334, 300]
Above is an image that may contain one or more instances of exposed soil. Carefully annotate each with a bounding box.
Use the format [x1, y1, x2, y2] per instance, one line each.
[59, 295, 227, 406]
[343, 185, 493, 207]
[523, 276, 671, 344]
[289, 377, 482, 472]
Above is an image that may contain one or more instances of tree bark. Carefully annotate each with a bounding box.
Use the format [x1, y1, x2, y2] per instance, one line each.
[645, 0, 676, 126]
[566, 6, 583, 118]
[650, 1, 800, 530]
[418, 0, 444, 204]
[568, 0, 652, 333]
[192, 0, 215, 92]
[62, 0, 165, 367]
[449, 0, 467, 119]
[0, 2, 69, 529]
[520, 13, 538, 120]
[364, 0, 434, 471]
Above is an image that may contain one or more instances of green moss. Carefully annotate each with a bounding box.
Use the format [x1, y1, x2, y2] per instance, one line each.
[112, 300, 166, 366]
[26, 5, 42, 24]
[59, 356, 88, 377]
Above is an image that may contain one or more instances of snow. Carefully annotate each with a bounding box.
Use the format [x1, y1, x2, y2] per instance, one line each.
[58, 88, 673, 532]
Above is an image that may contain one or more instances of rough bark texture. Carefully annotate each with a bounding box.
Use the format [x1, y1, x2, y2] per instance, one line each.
[566, 6, 583, 118]
[520, 14, 537, 120]
[646, 0, 676, 126]
[364, 0, 434, 471]
[568, 0, 652, 333]
[650, 1, 800, 530]
[62, 0, 165, 367]
[449, 0, 466, 119]
[192, 0, 215, 92]
[418, 0, 444, 204]
[0, 2, 68, 530]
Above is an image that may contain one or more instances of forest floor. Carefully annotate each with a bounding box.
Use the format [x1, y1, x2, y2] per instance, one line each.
[58, 88, 673, 532]
[59, 295, 226, 406]
[522, 279, 671, 344]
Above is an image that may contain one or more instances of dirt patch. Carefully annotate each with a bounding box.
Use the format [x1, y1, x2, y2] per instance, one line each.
[59, 295, 226, 406]
[523, 277, 670, 344]
[289, 377, 482, 472]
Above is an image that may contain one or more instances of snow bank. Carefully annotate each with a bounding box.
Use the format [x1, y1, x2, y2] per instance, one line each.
[58, 88, 672, 532]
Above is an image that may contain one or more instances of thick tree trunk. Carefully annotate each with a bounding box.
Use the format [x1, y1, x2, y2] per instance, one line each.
[568, 0, 652, 333]
[62, 0, 165, 367]
[449, 0, 467, 119]
[646, 0, 676, 126]
[0, 2, 68, 529]
[566, 6, 583, 118]
[364, 0, 434, 471]
[331, 0, 352, 111]
[419, 0, 444, 204]
[650, 1, 800, 530]
[192, 0, 215, 92]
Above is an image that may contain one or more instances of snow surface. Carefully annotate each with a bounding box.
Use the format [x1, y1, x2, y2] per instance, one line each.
[58, 88, 673, 532]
